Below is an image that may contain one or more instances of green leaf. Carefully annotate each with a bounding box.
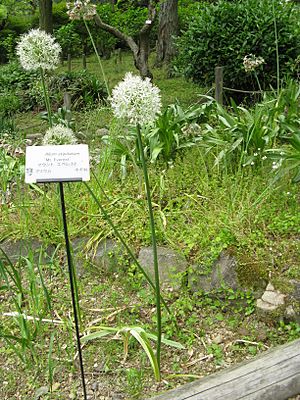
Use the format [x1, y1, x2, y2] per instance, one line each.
[129, 327, 160, 381]
[147, 333, 185, 349]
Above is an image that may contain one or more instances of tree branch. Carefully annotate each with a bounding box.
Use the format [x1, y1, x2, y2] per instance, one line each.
[140, 0, 159, 35]
[93, 14, 138, 54]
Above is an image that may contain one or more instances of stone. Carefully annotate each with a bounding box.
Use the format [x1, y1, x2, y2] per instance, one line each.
[290, 280, 300, 301]
[96, 128, 109, 137]
[284, 304, 300, 324]
[256, 298, 278, 312]
[211, 251, 240, 289]
[285, 305, 297, 319]
[138, 246, 188, 289]
[88, 238, 126, 273]
[0, 238, 55, 265]
[52, 382, 61, 391]
[261, 290, 285, 306]
[26, 133, 42, 143]
[34, 386, 49, 399]
[256, 282, 286, 322]
[212, 334, 224, 344]
[265, 282, 275, 291]
[70, 237, 89, 277]
[68, 238, 127, 276]
[189, 251, 240, 292]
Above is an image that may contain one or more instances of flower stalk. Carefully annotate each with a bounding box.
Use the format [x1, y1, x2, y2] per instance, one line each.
[136, 123, 162, 371]
[40, 68, 53, 127]
[83, 20, 110, 96]
[272, 0, 280, 93]
[84, 178, 172, 321]
[254, 71, 262, 93]
[110, 72, 164, 374]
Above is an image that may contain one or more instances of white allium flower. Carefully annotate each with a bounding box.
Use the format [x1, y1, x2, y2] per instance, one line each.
[272, 159, 283, 170]
[67, 0, 97, 20]
[243, 54, 265, 73]
[43, 124, 77, 145]
[182, 122, 201, 136]
[16, 29, 61, 71]
[110, 72, 162, 126]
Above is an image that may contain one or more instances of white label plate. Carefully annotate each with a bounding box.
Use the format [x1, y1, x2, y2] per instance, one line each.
[25, 144, 90, 183]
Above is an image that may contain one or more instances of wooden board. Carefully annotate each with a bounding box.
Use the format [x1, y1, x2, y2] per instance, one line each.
[147, 339, 300, 400]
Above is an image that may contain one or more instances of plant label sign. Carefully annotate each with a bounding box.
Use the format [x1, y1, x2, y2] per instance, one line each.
[25, 144, 90, 183]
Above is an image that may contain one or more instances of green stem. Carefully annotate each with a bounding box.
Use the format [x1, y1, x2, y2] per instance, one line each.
[136, 123, 162, 372]
[272, 0, 280, 93]
[254, 71, 262, 93]
[84, 19, 110, 96]
[83, 180, 172, 320]
[40, 68, 53, 127]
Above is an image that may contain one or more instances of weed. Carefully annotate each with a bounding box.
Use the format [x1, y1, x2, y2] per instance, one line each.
[207, 343, 223, 365]
[125, 367, 144, 398]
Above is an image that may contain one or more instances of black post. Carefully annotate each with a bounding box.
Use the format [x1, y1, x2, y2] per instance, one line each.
[59, 182, 87, 400]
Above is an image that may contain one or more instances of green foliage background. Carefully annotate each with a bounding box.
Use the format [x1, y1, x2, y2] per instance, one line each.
[174, 0, 300, 91]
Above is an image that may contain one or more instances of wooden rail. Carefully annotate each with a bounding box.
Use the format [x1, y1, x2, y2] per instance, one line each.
[147, 339, 300, 400]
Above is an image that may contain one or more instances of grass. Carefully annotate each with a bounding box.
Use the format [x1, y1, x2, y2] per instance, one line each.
[11, 51, 203, 145]
[1, 52, 300, 399]
[1, 252, 299, 399]
[57, 52, 203, 108]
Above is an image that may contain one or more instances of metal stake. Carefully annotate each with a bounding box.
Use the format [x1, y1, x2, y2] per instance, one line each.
[59, 182, 87, 400]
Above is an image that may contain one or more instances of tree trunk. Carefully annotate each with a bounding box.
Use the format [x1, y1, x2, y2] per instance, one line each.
[134, 28, 153, 80]
[155, 0, 179, 67]
[110, 0, 116, 11]
[39, 0, 53, 33]
[94, 1, 158, 80]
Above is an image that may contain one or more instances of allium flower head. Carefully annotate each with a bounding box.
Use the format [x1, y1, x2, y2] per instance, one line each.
[243, 54, 265, 73]
[110, 72, 162, 126]
[16, 29, 61, 71]
[43, 124, 77, 145]
[67, 0, 97, 20]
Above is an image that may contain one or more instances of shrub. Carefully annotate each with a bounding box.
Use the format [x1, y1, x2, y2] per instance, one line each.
[0, 92, 20, 116]
[54, 23, 82, 58]
[174, 0, 300, 92]
[5, 14, 33, 35]
[0, 29, 18, 63]
[0, 4, 7, 22]
[48, 70, 107, 109]
[52, 1, 69, 28]
[178, 0, 202, 31]
[0, 115, 17, 139]
[0, 13, 33, 63]
[0, 61, 107, 112]
[0, 61, 39, 92]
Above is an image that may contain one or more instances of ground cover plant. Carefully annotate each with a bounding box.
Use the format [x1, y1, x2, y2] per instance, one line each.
[1, 1, 300, 399]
